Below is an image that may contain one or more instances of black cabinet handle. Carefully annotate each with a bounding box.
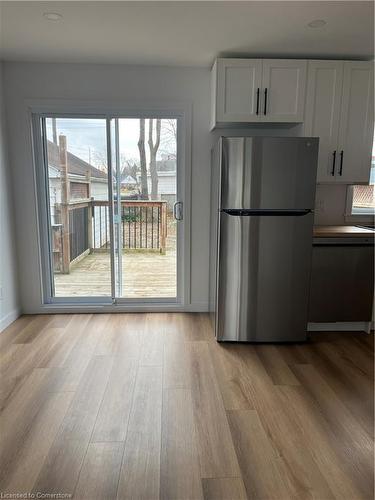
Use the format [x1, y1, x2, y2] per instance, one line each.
[331, 150, 336, 176]
[256, 88, 260, 115]
[264, 88, 268, 115]
[339, 150, 344, 176]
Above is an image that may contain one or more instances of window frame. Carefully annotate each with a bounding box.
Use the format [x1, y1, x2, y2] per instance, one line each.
[345, 184, 375, 223]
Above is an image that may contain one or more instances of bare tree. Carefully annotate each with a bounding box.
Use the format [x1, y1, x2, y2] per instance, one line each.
[137, 118, 148, 199]
[91, 150, 108, 172]
[148, 118, 161, 200]
[159, 119, 177, 159]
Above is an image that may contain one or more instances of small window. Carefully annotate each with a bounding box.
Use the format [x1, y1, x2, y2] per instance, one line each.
[350, 133, 375, 216]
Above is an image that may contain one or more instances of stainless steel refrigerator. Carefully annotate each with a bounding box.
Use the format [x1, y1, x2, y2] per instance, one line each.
[210, 137, 319, 342]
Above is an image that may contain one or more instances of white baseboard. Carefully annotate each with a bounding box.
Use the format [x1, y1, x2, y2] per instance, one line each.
[25, 302, 210, 315]
[0, 308, 21, 333]
[308, 322, 372, 333]
[184, 302, 209, 312]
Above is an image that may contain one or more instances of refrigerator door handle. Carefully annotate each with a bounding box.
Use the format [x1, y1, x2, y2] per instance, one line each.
[221, 208, 312, 217]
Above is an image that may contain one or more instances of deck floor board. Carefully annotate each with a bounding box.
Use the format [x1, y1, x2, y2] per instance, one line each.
[54, 249, 176, 298]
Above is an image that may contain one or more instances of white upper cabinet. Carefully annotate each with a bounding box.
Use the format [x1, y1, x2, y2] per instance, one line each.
[304, 60, 374, 184]
[215, 59, 262, 123]
[211, 58, 307, 127]
[337, 62, 374, 184]
[212, 57, 373, 184]
[261, 60, 307, 122]
[304, 61, 344, 183]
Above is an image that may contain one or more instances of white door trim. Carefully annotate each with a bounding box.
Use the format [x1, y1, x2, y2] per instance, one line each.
[29, 99, 192, 310]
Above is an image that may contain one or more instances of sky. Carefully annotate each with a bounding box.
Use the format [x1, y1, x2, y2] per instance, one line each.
[46, 117, 176, 170]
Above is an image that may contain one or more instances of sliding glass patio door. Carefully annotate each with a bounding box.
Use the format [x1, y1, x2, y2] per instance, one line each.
[36, 114, 181, 305]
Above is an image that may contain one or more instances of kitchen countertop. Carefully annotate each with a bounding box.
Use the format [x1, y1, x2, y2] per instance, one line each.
[313, 225, 375, 238]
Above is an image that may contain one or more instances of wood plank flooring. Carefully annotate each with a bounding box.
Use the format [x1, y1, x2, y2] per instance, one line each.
[0, 313, 373, 499]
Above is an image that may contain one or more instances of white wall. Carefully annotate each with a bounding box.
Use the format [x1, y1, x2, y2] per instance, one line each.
[3, 61, 346, 314]
[3, 62, 212, 313]
[0, 62, 20, 329]
[314, 184, 348, 225]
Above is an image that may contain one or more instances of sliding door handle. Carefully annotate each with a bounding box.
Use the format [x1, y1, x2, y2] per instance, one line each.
[339, 150, 344, 176]
[256, 88, 260, 115]
[173, 201, 183, 221]
[331, 150, 336, 176]
[264, 88, 268, 115]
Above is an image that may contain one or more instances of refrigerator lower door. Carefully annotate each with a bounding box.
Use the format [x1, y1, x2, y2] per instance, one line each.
[216, 212, 314, 342]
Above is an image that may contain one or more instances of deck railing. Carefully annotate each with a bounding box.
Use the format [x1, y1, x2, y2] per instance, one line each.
[52, 199, 168, 273]
[92, 200, 167, 252]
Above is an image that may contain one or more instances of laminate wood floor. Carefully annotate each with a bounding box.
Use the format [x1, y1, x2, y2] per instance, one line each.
[0, 313, 373, 499]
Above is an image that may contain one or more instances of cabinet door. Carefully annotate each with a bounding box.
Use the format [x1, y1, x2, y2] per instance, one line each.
[337, 61, 374, 184]
[309, 244, 374, 322]
[216, 59, 262, 122]
[304, 61, 343, 183]
[261, 60, 307, 122]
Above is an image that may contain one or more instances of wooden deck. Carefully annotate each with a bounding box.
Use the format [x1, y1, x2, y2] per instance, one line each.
[54, 223, 176, 298]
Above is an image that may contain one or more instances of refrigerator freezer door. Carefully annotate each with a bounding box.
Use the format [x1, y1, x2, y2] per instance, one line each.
[216, 212, 314, 342]
[220, 137, 318, 210]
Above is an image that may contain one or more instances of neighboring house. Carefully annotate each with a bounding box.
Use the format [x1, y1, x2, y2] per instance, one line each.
[47, 140, 109, 249]
[157, 157, 176, 172]
[121, 175, 137, 187]
[47, 140, 108, 220]
[121, 175, 140, 198]
[136, 158, 176, 208]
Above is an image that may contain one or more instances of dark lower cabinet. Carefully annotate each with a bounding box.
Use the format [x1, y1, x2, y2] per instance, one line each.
[308, 238, 374, 322]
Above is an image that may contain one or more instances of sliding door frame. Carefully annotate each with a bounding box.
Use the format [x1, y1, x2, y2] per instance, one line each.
[30, 101, 191, 310]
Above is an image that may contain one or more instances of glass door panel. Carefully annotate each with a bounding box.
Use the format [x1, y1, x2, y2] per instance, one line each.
[43, 117, 111, 297]
[115, 118, 178, 299]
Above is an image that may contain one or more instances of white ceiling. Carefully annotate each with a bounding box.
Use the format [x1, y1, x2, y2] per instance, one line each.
[0, 1, 373, 67]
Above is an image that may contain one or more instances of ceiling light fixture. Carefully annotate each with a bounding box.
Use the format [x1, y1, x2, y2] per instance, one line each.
[307, 19, 327, 28]
[43, 12, 63, 22]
